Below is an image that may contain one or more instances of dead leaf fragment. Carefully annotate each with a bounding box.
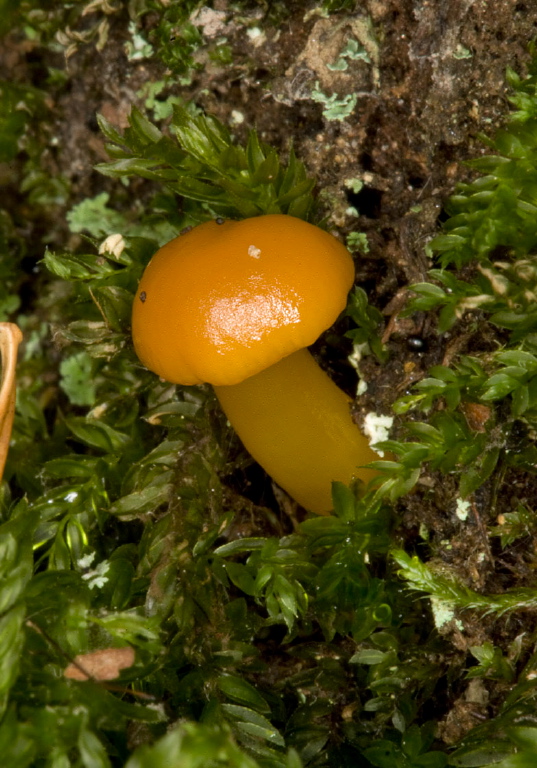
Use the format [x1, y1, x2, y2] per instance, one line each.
[460, 401, 492, 433]
[64, 646, 135, 681]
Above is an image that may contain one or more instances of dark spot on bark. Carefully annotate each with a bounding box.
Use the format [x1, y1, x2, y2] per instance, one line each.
[408, 175, 426, 189]
[360, 151, 374, 171]
[346, 185, 383, 219]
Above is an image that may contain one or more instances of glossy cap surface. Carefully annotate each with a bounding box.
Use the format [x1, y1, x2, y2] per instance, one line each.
[132, 214, 354, 386]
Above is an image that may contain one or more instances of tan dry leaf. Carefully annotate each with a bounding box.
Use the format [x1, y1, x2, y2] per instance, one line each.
[64, 646, 135, 681]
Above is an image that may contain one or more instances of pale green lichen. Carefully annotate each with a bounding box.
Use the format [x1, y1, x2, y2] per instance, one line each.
[345, 178, 364, 194]
[347, 231, 369, 253]
[327, 37, 372, 71]
[456, 498, 471, 521]
[453, 44, 473, 60]
[430, 596, 464, 631]
[81, 559, 110, 590]
[311, 82, 358, 120]
[125, 20, 153, 60]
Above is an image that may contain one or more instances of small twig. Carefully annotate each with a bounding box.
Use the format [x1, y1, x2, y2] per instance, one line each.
[0, 323, 23, 482]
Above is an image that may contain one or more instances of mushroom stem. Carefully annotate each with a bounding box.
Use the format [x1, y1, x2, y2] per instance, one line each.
[0, 323, 23, 483]
[214, 348, 379, 514]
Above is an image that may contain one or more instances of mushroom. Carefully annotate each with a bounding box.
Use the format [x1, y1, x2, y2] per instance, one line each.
[132, 214, 379, 514]
[0, 323, 23, 483]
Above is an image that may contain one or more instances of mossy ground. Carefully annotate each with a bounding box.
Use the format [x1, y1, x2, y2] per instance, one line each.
[3, 1, 537, 766]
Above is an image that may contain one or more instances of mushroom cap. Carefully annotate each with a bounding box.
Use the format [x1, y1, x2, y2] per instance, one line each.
[132, 214, 354, 386]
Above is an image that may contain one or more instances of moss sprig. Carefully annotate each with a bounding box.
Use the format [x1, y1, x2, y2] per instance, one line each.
[95, 105, 316, 221]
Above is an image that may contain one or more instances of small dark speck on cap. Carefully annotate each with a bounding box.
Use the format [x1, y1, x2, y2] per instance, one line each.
[139, 291, 147, 303]
[215, 217, 226, 225]
[180, 225, 193, 235]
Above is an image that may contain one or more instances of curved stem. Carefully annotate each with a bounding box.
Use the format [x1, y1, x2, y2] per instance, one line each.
[0, 323, 23, 483]
[214, 348, 379, 514]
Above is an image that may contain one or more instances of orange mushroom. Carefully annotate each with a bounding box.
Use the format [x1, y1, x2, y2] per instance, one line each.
[132, 214, 378, 514]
